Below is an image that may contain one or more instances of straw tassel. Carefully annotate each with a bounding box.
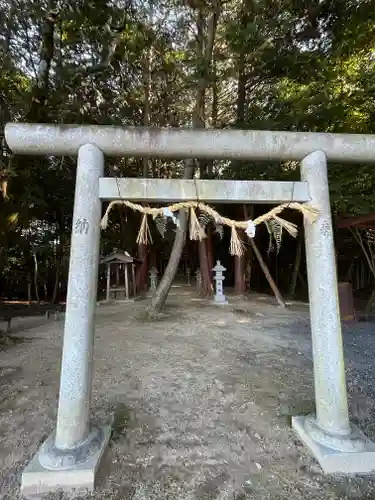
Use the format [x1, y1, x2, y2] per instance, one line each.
[136, 214, 153, 245]
[189, 207, 206, 241]
[300, 204, 320, 223]
[99, 195, 319, 254]
[272, 215, 298, 238]
[229, 225, 245, 256]
[101, 200, 119, 229]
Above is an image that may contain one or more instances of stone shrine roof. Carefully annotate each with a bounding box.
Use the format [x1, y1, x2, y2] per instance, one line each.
[100, 250, 142, 265]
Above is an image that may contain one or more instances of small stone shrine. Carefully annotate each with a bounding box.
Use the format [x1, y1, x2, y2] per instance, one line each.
[100, 250, 140, 301]
[212, 260, 228, 304]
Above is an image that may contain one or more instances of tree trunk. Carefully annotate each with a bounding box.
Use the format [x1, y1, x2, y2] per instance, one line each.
[142, 0, 154, 178]
[28, 279, 32, 306]
[32, 250, 40, 305]
[198, 216, 213, 295]
[245, 207, 254, 292]
[199, 240, 212, 296]
[195, 6, 218, 292]
[136, 243, 149, 293]
[0, 246, 4, 279]
[26, 1, 57, 122]
[234, 206, 246, 295]
[51, 237, 62, 304]
[206, 228, 214, 278]
[236, 49, 246, 126]
[250, 239, 286, 307]
[289, 229, 303, 299]
[234, 251, 246, 295]
[298, 271, 307, 289]
[150, 161, 194, 312]
[233, 32, 248, 297]
[119, 206, 127, 249]
[366, 288, 375, 312]
[149, 2, 220, 313]
[245, 258, 252, 292]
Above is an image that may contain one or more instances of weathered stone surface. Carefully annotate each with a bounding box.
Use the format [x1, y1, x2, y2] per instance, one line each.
[6, 123, 375, 162]
[292, 150, 375, 473]
[301, 151, 350, 436]
[5, 122, 375, 491]
[55, 143, 105, 450]
[212, 261, 228, 305]
[292, 416, 375, 474]
[21, 424, 111, 497]
[99, 178, 310, 203]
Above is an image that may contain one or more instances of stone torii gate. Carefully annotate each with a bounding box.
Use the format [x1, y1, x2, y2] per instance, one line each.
[5, 123, 375, 496]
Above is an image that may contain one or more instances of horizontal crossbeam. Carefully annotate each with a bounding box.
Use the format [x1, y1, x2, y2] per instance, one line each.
[5, 123, 375, 162]
[98, 178, 310, 204]
[336, 212, 375, 229]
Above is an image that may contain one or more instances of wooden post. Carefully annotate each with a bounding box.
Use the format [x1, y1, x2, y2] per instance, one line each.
[250, 239, 286, 307]
[244, 205, 286, 307]
[106, 263, 110, 301]
[132, 264, 136, 296]
[125, 265, 129, 300]
[116, 265, 120, 286]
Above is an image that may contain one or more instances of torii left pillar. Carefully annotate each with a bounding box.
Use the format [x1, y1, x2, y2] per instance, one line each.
[21, 144, 112, 496]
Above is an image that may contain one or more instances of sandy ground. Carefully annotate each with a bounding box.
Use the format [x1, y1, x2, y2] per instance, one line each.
[1, 287, 375, 499]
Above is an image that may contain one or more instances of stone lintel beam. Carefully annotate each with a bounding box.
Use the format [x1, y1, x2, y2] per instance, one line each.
[5, 122, 375, 162]
[98, 178, 310, 204]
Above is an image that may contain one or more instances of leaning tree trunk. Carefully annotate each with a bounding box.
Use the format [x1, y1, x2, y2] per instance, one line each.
[150, 161, 194, 313]
[149, 2, 220, 313]
[249, 239, 286, 307]
[150, 149, 207, 314]
[244, 205, 286, 307]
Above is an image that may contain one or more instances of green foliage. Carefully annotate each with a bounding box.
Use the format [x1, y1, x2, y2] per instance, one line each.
[1, 0, 375, 297]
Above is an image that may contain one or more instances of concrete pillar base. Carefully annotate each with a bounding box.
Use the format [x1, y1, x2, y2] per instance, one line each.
[212, 296, 228, 305]
[21, 423, 112, 497]
[292, 415, 375, 473]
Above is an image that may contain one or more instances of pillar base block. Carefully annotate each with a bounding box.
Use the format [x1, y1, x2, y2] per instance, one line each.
[21, 423, 112, 498]
[211, 296, 229, 305]
[292, 415, 375, 474]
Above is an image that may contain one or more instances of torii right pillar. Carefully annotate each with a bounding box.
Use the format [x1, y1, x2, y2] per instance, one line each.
[292, 150, 375, 473]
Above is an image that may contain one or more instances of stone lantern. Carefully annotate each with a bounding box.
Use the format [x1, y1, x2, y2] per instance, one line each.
[212, 260, 228, 304]
[149, 267, 158, 295]
[196, 269, 202, 294]
[187, 267, 191, 286]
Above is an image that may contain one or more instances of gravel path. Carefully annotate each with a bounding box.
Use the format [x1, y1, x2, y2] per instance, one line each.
[1, 289, 375, 499]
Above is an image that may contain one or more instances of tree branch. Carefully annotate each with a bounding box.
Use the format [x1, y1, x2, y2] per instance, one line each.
[25, 3, 58, 121]
[67, 17, 128, 85]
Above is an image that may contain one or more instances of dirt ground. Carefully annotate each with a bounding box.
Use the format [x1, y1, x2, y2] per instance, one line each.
[1, 286, 375, 499]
